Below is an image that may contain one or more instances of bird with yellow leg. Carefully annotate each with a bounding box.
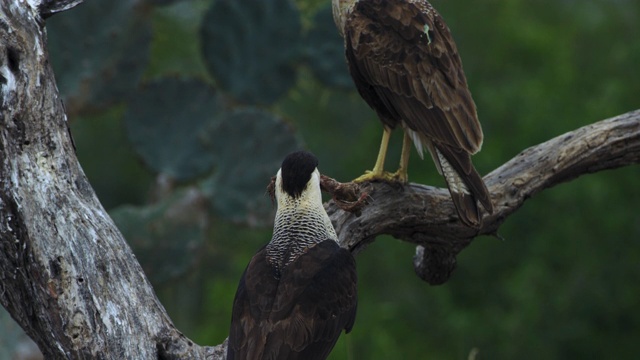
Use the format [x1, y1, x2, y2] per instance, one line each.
[332, 0, 494, 227]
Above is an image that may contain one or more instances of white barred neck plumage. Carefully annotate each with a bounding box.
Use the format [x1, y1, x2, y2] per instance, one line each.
[266, 151, 338, 275]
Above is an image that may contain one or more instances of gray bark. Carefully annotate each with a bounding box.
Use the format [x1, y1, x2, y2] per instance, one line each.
[327, 111, 640, 284]
[0, 0, 638, 358]
[0, 0, 218, 358]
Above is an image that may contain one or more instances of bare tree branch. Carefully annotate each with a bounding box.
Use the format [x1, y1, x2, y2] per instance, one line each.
[40, 0, 84, 18]
[326, 110, 640, 284]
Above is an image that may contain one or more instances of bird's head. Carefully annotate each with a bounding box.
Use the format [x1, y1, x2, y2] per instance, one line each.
[275, 151, 322, 207]
[331, 0, 356, 37]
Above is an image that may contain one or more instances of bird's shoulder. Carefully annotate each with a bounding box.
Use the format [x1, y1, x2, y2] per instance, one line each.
[270, 240, 357, 324]
[344, 0, 483, 152]
[347, 0, 456, 62]
[233, 240, 357, 317]
[228, 240, 357, 359]
[271, 240, 358, 357]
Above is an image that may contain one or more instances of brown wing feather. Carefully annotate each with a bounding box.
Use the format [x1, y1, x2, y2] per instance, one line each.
[227, 245, 277, 360]
[227, 241, 357, 360]
[344, 0, 493, 221]
[345, 0, 483, 154]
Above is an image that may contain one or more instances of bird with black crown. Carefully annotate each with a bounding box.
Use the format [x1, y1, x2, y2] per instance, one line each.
[227, 151, 358, 360]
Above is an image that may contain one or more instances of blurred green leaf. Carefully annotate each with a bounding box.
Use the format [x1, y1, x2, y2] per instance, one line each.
[110, 189, 208, 284]
[201, 107, 302, 226]
[47, 0, 152, 113]
[71, 106, 154, 210]
[200, 0, 302, 104]
[123, 77, 221, 181]
[146, 1, 211, 78]
[303, 5, 354, 89]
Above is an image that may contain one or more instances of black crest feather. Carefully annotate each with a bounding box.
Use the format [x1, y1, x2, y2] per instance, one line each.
[280, 151, 319, 198]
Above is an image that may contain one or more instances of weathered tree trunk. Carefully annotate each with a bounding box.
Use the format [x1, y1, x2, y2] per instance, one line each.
[0, 1, 220, 358]
[0, 0, 639, 358]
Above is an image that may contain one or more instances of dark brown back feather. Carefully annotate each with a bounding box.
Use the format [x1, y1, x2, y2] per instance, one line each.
[344, 0, 493, 220]
[346, 0, 482, 152]
[227, 240, 358, 360]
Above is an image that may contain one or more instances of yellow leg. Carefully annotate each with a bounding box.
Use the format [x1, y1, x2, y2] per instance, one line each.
[392, 131, 411, 183]
[353, 128, 395, 183]
[370, 127, 391, 176]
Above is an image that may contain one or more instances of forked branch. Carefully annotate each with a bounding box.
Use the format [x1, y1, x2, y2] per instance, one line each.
[324, 110, 640, 284]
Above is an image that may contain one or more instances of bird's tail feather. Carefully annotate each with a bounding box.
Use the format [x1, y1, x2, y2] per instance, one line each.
[430, 143, 493, 227]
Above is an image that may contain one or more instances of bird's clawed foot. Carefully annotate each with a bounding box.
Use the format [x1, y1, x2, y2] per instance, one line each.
[391, 168, 408, 183]
[352, 170, 398, 183]
[353, 169, 408, 184]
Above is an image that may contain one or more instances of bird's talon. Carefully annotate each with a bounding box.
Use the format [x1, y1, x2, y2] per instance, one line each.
[391, 170, 408, 183]
[353, 171, 397, 183]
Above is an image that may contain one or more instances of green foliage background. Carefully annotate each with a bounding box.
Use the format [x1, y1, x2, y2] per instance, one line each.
[3, 0, 640, 359]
